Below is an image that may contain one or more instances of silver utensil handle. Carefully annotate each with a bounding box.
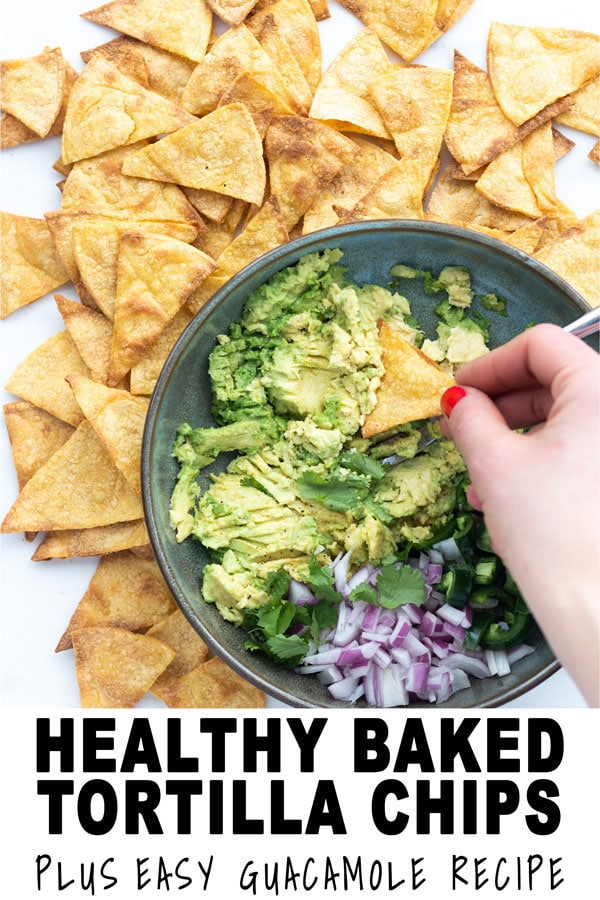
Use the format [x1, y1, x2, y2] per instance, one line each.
[562, 307, 600, 339]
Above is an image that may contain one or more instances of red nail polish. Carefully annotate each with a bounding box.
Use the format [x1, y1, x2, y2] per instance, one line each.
[441, 385, 467, 417]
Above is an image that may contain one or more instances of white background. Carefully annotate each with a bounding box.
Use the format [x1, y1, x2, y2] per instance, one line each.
[1, 0, 599, 709]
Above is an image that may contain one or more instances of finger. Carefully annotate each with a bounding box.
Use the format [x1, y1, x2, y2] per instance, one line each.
[492, 385, 554, 429]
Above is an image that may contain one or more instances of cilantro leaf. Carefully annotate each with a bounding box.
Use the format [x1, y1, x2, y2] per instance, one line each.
[265, 569, 292, 601]
[376, 563, 426, 608]
[349, 582, 379, 604]
[266, 633, 309, 667]
[338, 449, 385, 480]
[307, 556, 343, 604]
[296, 470, 370, 511]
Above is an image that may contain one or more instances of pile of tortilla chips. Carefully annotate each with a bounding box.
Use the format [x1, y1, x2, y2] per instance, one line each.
[1, 0, 599, 707]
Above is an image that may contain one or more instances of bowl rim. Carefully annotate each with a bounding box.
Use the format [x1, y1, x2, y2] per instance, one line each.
[142, 218, 590, 708]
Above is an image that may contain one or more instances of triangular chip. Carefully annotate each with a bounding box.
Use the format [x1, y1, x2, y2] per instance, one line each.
[1, 212, 69, 319]
[147, 609, 212, 687]
[426, 166, 533, 232]
[264, 115, 358, 228]
[247, 10, 313, 115]
[1, 420, 143, 533]
[309, 27, 392, 139]
[54, 294, 113, 384]
[72, 626, 175, 708]
[108, 231, 216, 385]
[555, 74, 600, 136]
[335, 0, 439, 62]
[192, 199, 248, 261]
[206, 0, 260, 26]
[217, 72, 294, 137]
[362, 321, 456, 436]
[81, 0, 213, 63]
[370, 65, 453, 194]
[3, 401, 74, 491]
[5, 330, 90, 426]
[182, 187, 233, 224]
[0, 60, 79, 149]
[152, 655, 265, 708]
[121, 103, 266, 205]
[67, 375, 148, 493]
[61, 53, 196, 163]
[590, 140, 600, 166]
[247, 0, 322, 95]
[487, 22, 600, 126]
[56, 552, 176, 651]
[338, 157, 424, 223]
[534, 209, 600, 309]
[0, 47, 65, 137]
[32, 520, 150, 560]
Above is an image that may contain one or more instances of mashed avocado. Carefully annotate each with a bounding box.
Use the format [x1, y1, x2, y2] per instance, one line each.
[170, 250, 492, 624]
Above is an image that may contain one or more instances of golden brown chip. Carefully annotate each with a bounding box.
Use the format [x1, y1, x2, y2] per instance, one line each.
[309, 27, 392, 139]
[81, 0, 213, 63]
[534, 208, 600, 308]
[121, 103, 266, 205]
[335, 0, 438, 62]
[72, 625, 175, 708]
[192, 199, 249, 261]
[445, 50, 576, 176]
[555, 74, 600, 136]
[67, 375, 148, 493]
[0, 212, 69, 319]
[337, 157, 424, 223]
[426, 166, 533, 232]
[5, 330, 90, 426]
[108, 230, 216, 385]
[265, 115, 359, 228]
[147, 609, 212, 685]
[206, 0, 260, 25]
[61, 53, 196, 164]
[181, 22, 297, 117]
[129, 307, 194, 395]
[248, 11, 313, 115]
[54, 294, 113, 384]
[362, 321, 456, 437]
[487, 22, 600, 127]
[3, 401, 74, 491]
[56, 551, 176, 651]
[32, 520, 150, 560]
[249, 0, 323, 94]
[590, 139, 600, 166]
[182, 188, 234, 224]
[152, 655, 266, 708]
[1, 420, 143, 533]
[0, 46, 65, 137]
[0, 60, 78, 149]
[217, 72, 291, 137]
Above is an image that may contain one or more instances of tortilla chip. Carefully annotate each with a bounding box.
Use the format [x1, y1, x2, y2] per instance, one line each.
[426, 166, 533, 232]
[206, 0, 260, 26]
[445, 51, 576, 176]
[121, 103, 266, 205]
[81, 0, 213, 63]
[335, 0, 438, 62]
[370, 65, 453, 194]
[5, 330, 90, 426]
[67, 375, 148, 493]
[192, 199, 249, 261]
[1, 60, 78, 148]
[303, 135, 398, 234]
[309, 27, 392, 139]
[265, 115, 359, 228]
[108, 230, 216, 385]
[362, 321, 456, 437]
[216, 72, 288, 137]
[590, 139, 600, 166]
[338, 157, 424, 223]
[248, 11, 313, 115]
[56, 551, 176, 651]
[182, 188, 233, 224]
[3, 401, 74, 491]
[147, 610, 212, 687]
[462, 217, 561, 256]
[555, 75, 600, 136]
[32, 520, 150, 560]
[54, 294, 113, 384]
[249, 0, 323, 94]
[72, 625, 175, 708]
[152, 655, 266, 708]
[534, 209, 600, 308]
[475, 121, 559, 218]
[181, 23, 297, 117]
[1, 420, 143, 533]
[61, 53, 196, 164]
[0, 46, 65, 137]
[129, 306, 194, 395]
[0, 212, 69, 319]
[487, 22, 600, 127]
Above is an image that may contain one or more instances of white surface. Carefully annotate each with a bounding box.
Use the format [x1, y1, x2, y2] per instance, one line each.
[0, 1, 597, 709]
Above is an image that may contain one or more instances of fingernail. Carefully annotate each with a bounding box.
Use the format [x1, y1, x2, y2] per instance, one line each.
[441, 385, 467, 417]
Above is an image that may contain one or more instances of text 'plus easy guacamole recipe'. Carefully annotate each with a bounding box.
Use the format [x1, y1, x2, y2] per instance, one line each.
[170, 249, 533, 707]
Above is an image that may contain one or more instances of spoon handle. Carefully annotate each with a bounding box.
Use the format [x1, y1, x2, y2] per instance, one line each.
[562, 307, 600, 339]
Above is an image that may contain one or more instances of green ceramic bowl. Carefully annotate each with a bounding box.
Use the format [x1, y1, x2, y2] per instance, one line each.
[142, 220, 590, 708]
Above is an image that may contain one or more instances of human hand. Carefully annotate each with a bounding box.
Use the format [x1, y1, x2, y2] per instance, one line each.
[440, 323, 600, 706]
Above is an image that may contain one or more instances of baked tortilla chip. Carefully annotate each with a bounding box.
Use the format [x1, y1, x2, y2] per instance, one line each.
[1, 212, 69, 319]
[121, 103, 266, 205]
[445, 50, 575, 176]
[0, 46, 65, 137]
[67, 375, 148, 493]
[152, 655, 266, 708]
[426, 167, 533, 232]
[487, 22, 600, 127]
[32, 520, 150, 560]
[309, 28, 392, 139]
[362, 321, 456, 437]
[1, 420, 143, 533]
[61, 53, 195, 164]
[534, 209, 600, 309]
[192, 199, 248, 261]
[265, 115, 358, 228]
[335, 0, 437, 62]
[129, 307, 194, 395]
[147, 609, 212, 686]
[108, 230, 216, 385]
[182, 188, 233, 224]
[5, 330, 90, 426]
[56, 551, 176, 651]
[81, 0, 213, 63]
[3, 401, 74, 491]
[249, 0, 323, 94]
[247, 10, 313, 115]
[1, 60, 78, 149]
[54, 294, 113, 384]
[338, 157, 424, 223]
[206, 0, 260, 26]
[72, 625, 175, 708]
[555, 74, 600, 136]
[590, 139, 600, 166]
[217, 72, 292, 137]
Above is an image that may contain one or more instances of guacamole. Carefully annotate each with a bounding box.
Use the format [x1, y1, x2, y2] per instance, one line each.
[170, 250, 493, 634]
